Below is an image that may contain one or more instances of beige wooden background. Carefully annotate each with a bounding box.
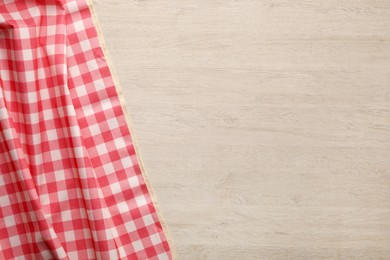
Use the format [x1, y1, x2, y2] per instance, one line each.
[93, 1, 390, 259]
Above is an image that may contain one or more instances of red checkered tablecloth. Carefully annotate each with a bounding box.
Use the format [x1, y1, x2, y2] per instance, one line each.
[0, 0, 172, 259]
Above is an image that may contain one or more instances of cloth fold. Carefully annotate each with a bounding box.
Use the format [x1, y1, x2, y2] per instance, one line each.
[0, 0, 172, 259]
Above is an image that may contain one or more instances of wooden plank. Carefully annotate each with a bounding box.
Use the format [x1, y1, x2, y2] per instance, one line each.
[94, 0, 390, 258]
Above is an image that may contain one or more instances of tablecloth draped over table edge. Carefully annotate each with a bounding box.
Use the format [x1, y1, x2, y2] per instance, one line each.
[0, 0, 174, 258]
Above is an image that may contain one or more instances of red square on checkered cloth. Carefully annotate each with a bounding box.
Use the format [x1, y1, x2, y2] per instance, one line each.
[0, 0, 172, 259]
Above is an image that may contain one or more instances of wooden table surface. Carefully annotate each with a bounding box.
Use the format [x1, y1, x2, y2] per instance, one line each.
[93, 1, 390, 259]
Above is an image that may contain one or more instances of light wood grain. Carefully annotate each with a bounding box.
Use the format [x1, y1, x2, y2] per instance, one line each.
[93, 0, 390, 259]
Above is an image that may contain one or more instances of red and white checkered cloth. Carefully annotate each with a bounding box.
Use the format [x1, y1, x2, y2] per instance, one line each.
[0, 0, 172, 259]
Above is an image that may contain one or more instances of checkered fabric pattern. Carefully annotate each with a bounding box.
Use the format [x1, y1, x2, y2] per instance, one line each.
[0, 0, 171, 259]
